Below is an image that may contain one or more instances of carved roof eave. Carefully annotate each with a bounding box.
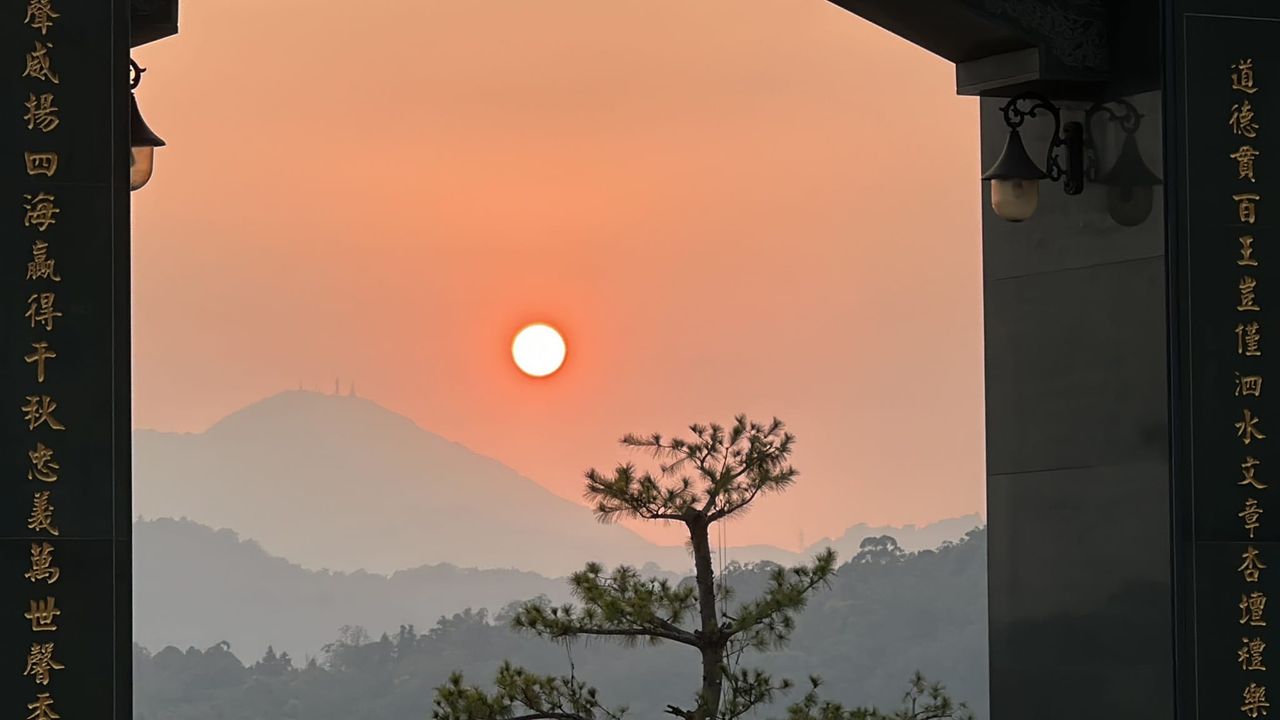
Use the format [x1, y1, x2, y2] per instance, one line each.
[826, 0, 1110, 97]
[131, 0, 179, 48]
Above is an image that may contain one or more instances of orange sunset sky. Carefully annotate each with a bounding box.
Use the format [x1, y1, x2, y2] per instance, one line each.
[130, 0, 985, 548]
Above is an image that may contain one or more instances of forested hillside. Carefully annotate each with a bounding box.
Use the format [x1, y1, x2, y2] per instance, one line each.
[134, 529, 988, 720]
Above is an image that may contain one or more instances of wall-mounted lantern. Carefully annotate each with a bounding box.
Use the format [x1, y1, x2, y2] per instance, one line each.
[981, 93, 1083, 222]
[1089, 101, 1164, 227]
[982, 93, 1162, 226]
[128, 59, 166, 191]
[980, 127, 1048, 223]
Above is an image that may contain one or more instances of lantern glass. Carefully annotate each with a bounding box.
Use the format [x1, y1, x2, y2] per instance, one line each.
[130, 145, 155, 191]
[990, 177, 1040, 222]
[1106, 184, 1154, 227]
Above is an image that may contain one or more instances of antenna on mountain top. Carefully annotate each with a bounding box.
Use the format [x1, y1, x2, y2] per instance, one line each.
[334, 377, 340, 395]
[348, 382, 357, 398]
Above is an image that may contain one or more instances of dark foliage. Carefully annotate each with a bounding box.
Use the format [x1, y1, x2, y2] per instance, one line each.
[134, 529, 987, 720]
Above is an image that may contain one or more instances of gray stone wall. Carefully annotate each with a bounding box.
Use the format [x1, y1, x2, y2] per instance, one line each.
[981, 91, 1175, 718]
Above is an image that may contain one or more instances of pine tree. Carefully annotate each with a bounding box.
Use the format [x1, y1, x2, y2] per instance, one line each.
[432, 416, 971, 720]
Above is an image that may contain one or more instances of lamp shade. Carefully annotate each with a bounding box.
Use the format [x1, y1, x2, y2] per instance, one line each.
[983, 130, 1046, 222]
[1098, 133, 1162, 188]
[981, 129, 1047, 182]
[1099, 133, 1162, 227]
[129, 92, 165, 191]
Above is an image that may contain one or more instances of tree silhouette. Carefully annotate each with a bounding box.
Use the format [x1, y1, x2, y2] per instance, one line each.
[432, 417, 971, 720]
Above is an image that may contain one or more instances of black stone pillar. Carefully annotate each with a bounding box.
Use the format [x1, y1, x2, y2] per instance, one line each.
[1, 2, 132, 720]
[1167, 3, 1280, 717]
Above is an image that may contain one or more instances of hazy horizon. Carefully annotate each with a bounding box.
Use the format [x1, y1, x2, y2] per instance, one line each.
[133, 388, 984, 576]
[135, 394, 987, 558]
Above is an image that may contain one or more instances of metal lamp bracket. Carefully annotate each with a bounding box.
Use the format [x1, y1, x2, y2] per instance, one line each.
[998, 92, 1086, 196]
[1082, 98, 1144, 182]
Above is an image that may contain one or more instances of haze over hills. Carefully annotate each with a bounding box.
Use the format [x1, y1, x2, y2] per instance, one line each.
[133, 517, 990, 719]
[133, 390, 982, 575]
[134, 390, 669, 576]
[133, 517, 574, 660]
[134, 517, 991, 719]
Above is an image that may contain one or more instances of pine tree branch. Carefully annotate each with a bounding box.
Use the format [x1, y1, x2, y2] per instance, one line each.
[433, 665, 626, 720]
[783, 675, 973, 720]
[584, 465, 695, 523]
[725, 550, 838, 650]
[721, 666, 793, 720]
[512, 567, 701, 648]
[663, 704, 695, 720]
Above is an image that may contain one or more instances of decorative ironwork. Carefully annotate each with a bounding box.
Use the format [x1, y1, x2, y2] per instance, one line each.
[1082, 98, 1143, 182]
[128, 58, 144, 90]
[997, 92, 1083, 193]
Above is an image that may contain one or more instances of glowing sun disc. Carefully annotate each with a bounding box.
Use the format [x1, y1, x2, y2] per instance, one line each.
[512, 323, 566, 377]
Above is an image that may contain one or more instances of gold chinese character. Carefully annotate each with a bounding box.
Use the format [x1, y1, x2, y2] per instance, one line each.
[24, 1, 59, 35]
[26, 293, 61, 331]
[1242, 636, 1269, 670]
[1243, 457, 1268, 490]
[1243, 591, 1269, 625]
[1240, 322, 1264, 357]
[23, 193, 59, 232]
[1233, 101, 1261, 138]
[24, 543, 58, 584]
[27, 443, 58, 483]
[1242, 546, 1268, 582]
[26, 693, 59, 720]
[27, 240, 60, 282]
[1239, 408, 1268, 446]
[1239, 373, 1265, 397]
[24, 152, 57, 177]
[26, 492, 58, 537]
[1241, 235, 1260, 267]
[24, 342, 55, 384]
[1242, 498, 1265, 538]
[22, 42, 59, 84]
[23, 93, 58, 133]
[23, 643, 63, 686]
[1234, 146, 1261, 182]
[1235, 59, 1261, 94]
[1241, 276, 1262, 312]
[25, 598, 59, 632]
[1242, 637, 1268, 671]
[1237, 193, 1262, 224]
[1244, 683, 1272, 719]
[21, 396, 64, 432]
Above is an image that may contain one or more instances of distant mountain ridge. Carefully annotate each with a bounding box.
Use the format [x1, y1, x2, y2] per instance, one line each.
[134, 390, 671, 576]
[133, 517, 573, 660]
[133, 390, 982, 575]
[133, 516, 985, 665]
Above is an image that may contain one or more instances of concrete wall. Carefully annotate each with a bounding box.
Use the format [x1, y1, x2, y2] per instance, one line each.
[981, 91, 1176, 718]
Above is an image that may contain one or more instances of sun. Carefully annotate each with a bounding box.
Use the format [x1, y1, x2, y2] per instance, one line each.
[512, 323, 567, 378]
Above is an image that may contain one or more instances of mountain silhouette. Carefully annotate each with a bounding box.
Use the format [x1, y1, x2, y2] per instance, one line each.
[134, 390, 682, 575]
[132, 517, 576, 659]
[133, 390, 982, 575]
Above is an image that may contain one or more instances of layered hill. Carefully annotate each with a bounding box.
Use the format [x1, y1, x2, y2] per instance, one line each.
[134, 390, 678, 576]
[134, 520, 992, 719]
[133, 390, 982, 575]
[132, 517, 575, 659]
